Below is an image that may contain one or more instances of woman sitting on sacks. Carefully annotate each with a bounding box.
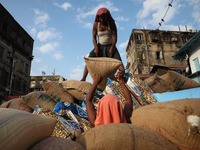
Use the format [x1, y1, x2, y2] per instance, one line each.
[85, 71, 133, 127]
[81, 7, 125, 81]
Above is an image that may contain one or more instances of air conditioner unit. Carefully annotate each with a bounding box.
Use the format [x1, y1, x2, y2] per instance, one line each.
[189, 29, 193, 32]
[171, 37, 178, 42]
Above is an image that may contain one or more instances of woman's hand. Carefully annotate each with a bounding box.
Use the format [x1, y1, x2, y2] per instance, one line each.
[109, 47, 114, 57]
[94, 47, 99, 56]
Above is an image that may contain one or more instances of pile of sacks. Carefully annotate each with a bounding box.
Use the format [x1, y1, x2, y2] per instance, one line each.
[1, 57, 200, 150]
[144, 70, 200, 102]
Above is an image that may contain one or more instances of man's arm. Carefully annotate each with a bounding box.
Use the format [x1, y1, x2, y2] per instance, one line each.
[85, 74, 102, 127]
[118, 71, 133, 123]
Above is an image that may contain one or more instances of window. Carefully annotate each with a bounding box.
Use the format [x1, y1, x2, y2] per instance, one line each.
[25, 63, 29, 74]
[2, 71, 8, 87]
[6, 51, 11, 62]
[182, 35, 189, 43]
[151, 33, 159, 41]
[20, 61, 24, 72]
[11, 29, 16, 39]
[135, 33, 143, 40]
[0, 45, 4, 59]
[16, 77, 21, 91]
[156, 51, 163, 59]
[193, 57, 200, 72]
[163, 33, 171, 42]
[22, 81, 27, 93]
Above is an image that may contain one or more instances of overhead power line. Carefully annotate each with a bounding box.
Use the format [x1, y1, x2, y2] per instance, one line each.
[157, 0, 174, 29]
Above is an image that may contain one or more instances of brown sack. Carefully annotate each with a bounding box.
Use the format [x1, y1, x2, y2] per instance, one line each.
[22, 91, 56, 111]
[144, 73, 175, 93]
[160, 70, 200, 90]
[42, 81, 75, 103]
[30, 137, 85, 150]
[0, 108, 56, 150]
[76, 123, 179, 150]
[61, 80, 92, 101]
[130, 99, 200, 150]
[0, 98, 33, 113]
[84, 57, 122, 91]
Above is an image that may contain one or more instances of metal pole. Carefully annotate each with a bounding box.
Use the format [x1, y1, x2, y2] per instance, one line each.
[8, 50, 16, 95]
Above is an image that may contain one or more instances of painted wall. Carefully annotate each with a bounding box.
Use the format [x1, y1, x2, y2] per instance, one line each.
[189, 39, 200, 73]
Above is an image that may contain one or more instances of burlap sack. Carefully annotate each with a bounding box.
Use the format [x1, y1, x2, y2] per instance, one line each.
[30, 137, 85, 150]
[76, 123, 179, 150]
[0, 98, 33, 113]
[22, 91, 56, 111]
[130, 99, 200, 150]
[160, 70, 200, 90]
[84, 57, 122, 91]
[61, 80, 92, 101]
[42, 81, 75, 103]
[0, 108, 56, 150]
[144, 73, 175, 93]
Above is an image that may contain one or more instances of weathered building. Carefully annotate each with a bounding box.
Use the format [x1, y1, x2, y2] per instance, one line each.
[126, 29, 196, 74]
[0, 3, 34, 101]
[30, 75, 65, 92]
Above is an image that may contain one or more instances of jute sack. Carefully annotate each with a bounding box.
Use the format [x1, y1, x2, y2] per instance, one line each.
[42, 81, 75, 103]
[0, 98, 33, 113]
[0, 108, 56, 150]
[84, 57, 122, 91]
[61, 80, 92, 101]
[30, 137, 85, 150]
[130, 99, 200, 150]
[160, 70, 200, 90]
[144, 73, 175, 93]
[76, 123, 179, 150]
[22, 91, 56, 111]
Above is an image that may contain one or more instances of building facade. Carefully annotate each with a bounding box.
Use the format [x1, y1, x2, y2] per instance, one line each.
[0, 3, 34, 101]
[126, 29, 196, 74]
[30, 75, 66, 92]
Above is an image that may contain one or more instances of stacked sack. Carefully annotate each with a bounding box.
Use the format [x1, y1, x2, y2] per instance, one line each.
[0, 78, 92, 149]
[76, 123, 179, 150]
[130, 99, 200, 150]
[0, 108, 85, 150]
[0, 79, 94, 140]
[3, 57, 200, 149]
[0, 57, 125, 148]
[144, 70, 200, 102]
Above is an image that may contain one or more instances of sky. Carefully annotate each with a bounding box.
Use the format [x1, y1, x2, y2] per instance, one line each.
[1, 0, 200, 82]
